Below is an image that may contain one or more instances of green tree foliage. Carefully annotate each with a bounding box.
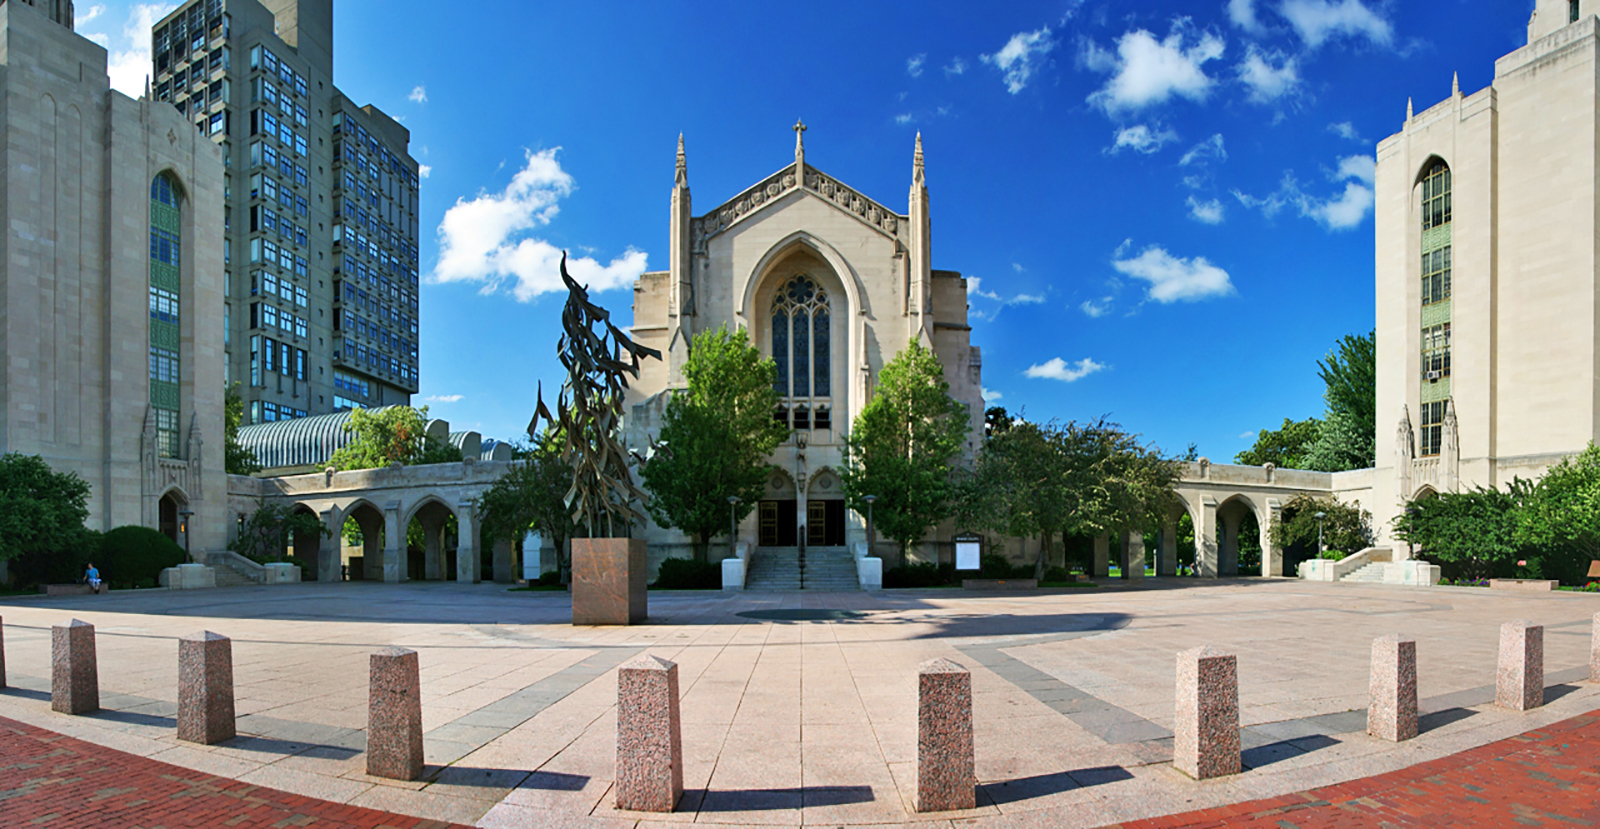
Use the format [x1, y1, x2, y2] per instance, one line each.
[0, 452, 92, 569]
[479, 435, 579, 581]
[841, 340, 971, 563]
[225, 383, 262, 475]
[1393, 486, 1525, 581]
[1235, 418, 1322, 469]
[984, 406, 1015, 439]
[1304, 331, 1376, 471]
[328, 406, 463, 470]
[100, 525, 187, 588]
[1515, 444, 1600, 584]
[1270, 494, 1373, 558]
[230, 499, 328, 565]
[639, 327, 788, 561]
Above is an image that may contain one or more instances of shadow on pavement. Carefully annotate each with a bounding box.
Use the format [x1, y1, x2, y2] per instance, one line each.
[1419, 707, 1478, 733]
[691, 785, 874, 811]
[85, 709, 175, 728]
[911, 612, 1131, 640]
[1242, 734, 1340, 770]
[982, 766, 1133, 805]
[1546, 684, 1582, 704]
[0, 687, 49, 702]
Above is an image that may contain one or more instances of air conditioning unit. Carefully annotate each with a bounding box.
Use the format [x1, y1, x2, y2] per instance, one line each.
[1426, 370, 1442, 381]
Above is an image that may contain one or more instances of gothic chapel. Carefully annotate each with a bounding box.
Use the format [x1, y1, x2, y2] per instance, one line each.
[624, 125, 985, 565]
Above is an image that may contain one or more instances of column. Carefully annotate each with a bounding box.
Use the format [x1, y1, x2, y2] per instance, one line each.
[1260, 500, 1283, 578]
[382, 501, 404, 583]
[523, 531, 542, 581]
[493, 537, 515, 584]
[1160, 517, 1178, 577]
[423, 514, 444, 580]
[1092, 534, 1109, 579]
[455, 504, 481, 584]
[318, 508, 341, 582]
[1123, 530, 1145, 581]
[1196, 497, 1219, 578]
[1219, 512, 1240, 577]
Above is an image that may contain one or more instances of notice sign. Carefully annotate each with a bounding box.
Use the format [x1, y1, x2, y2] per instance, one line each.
[955, 535, 981, 571]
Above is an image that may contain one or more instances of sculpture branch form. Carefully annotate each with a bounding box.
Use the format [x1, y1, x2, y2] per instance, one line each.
[529, 253, 662, 538]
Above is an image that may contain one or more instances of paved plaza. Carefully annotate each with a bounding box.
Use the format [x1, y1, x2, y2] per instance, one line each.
[2, 579, 1599, 827]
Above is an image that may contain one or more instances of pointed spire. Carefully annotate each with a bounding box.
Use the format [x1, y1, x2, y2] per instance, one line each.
[1407, 97, 1413, 120]
[1452, 72, 1460, 96]
[674, 133, 687, 186]
[913, 132, 925, 185]
[793, 118, 807, 171]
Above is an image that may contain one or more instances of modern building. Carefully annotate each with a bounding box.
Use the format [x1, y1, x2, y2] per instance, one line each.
[0, 0, 227, 549]
[148, 0, 421, 426]
[1371, 0, 1600, 540]
[623, 127, 986, 570]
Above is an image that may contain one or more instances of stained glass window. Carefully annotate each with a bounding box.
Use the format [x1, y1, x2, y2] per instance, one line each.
[814, 310, 830, 397]
[771, 275, 832, 423]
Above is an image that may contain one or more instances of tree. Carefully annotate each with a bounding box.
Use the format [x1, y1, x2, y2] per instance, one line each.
[328, 406, 463, 470]
[1236, 418, 1322, 469]
[479, 434, 580, 583]
[841, 340, 971, 564]
[225, 383, 262, 475]
[1515, 443, 1600, 584]
[0, 453, 92, 566]
[1270, 495, 1372, 558]
[1303, 332, 1376, 471]
[984, 406, 1015, 439]
[639, 327, 788, 561]
[230, 499, 328, 564]
[1393, 486, 1524, 581]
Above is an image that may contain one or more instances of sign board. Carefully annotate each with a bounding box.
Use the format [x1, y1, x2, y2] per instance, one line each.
[955, 534, 982, 571]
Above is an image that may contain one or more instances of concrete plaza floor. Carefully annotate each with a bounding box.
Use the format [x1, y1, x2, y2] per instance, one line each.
[1, 578, 1597, 827]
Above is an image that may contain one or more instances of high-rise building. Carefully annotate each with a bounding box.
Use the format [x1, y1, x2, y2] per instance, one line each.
[149, 0, 421, 426]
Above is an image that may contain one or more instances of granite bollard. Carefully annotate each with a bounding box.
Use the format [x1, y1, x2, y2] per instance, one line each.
[1175, 646, 1240, 779]
[1497, 620, 1543, 711]
[366, 647, 423, 780]
[178, 632, 235, 745]
[1, 614, 7, 689]
[615, 655, 683, 812]
[1590, 613, 1600, 683]
[1367, 635, 1417, 741]
[51, 619, 98, 714]
[917, 657, 975, 812]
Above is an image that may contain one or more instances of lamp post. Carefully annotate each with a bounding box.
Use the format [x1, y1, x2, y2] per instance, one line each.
[178, 508, 195, 561]
[727, 495, 740, 558]
[863, 495, 877, 559]
[1314, 511, 1327, 559]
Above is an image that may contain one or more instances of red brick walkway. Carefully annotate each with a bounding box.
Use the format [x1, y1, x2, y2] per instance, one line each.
[0, 716, 471, 829]
[1118, 710, 1600, 828]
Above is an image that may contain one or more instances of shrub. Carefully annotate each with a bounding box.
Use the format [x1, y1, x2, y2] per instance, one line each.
[99, 526, 186, 589]
[9, 528, 97, 588]
[536, 570, 564, 586]
[979, 553, 1031, 579]
[651, 557, 721, 590]
[1041, 566, 1073, 584]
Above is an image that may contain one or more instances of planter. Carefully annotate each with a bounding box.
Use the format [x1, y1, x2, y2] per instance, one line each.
[572, 538, 648, 625]
[1489, 579, 1558, 592]
[962, 578, 1038, 590]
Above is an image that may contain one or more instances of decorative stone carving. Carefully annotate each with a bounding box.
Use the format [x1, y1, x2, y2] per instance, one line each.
[1396, 406, 1415, 499]
[700, 163, 905, 244]
[1442, 399, 1459, 493]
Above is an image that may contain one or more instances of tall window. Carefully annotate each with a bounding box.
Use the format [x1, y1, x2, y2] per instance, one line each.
[771, 275, 832, 431]
[149, 173, 183, 458]
[1418, 160, 1452, 457]
[1573, 0, 1582, 24]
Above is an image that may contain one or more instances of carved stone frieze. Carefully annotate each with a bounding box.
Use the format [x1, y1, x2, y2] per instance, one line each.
[695, 164, 906, 245]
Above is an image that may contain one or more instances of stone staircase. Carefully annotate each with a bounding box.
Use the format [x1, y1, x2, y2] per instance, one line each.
[1340, 562, 1389, 583]
[745, 547, 859, 591]
[213, 566, 256, 588]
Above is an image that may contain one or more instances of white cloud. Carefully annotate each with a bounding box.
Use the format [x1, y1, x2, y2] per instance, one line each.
[1108, 124, 1179, 155]
[1026, 357, 1107, 383]
[1012, 262, 1025, 272]
[1187, 196, 1225, 224]
[982, 27, 1055, 94]
[423, 394, 464, 404]
[99, 3, 179, 98]
[1303, 181, 1373, 229]
[1113, 245, 1235, 302]
[418, 164, 433, 178]
[944, 57, 968, 76]
[1231, 156, 1376, 230]
[409, 85, 428, 104]
[982, 388, 1002, 401]
[78, 4, 106, 25]
[1080, 298, 1112, 317]
[907, 53, 926, 77]
[1179, 133, 1227, 166]
[1336, 154, 1376, 185]
[1238, 46, 1300, 103]
[433, 149, 648, 301]
[1227, 0, 1263, 32]
[1239, 430, 1258, 439]
[1328, 121, 1363, 141]
[85, 32, 110, 47]
[1084, 24, 1225, 113]
[968, 277, 1044, 307]
[1280, 0, 1394, 49]
[895, 113, 914, 125]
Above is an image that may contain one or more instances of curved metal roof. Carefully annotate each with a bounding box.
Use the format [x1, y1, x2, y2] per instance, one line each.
[236, 406, 399, 471]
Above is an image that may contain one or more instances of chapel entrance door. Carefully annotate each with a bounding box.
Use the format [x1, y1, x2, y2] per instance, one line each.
[806, 500, 846, 547]
[758, 500, 798, 547]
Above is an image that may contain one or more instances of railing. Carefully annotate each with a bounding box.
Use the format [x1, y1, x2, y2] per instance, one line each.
[1299, 547, 1392, 581]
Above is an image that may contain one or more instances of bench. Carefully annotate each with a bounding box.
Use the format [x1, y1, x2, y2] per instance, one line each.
[41, 583, 106, 596]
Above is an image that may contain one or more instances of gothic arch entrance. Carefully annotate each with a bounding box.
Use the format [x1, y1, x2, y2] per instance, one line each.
[158, 490, 185, 545]
[806, 468, 846, 548]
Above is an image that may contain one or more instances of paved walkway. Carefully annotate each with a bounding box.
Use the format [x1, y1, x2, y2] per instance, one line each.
[2, 579, 1599, 826]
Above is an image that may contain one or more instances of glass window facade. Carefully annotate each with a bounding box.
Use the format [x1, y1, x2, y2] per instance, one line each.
[149, 173, 183, 458]
[771, 275, 832, 431]
[1419, 160, 1452, 457]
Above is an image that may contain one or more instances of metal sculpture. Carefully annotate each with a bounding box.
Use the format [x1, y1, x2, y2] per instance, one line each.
[529, 253, 662, 538]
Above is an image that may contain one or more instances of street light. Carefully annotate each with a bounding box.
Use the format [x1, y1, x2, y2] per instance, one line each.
[1314, 511, 1327, 559]
[178, 508, 195, 561]
[727, 495, 741, 558]
[863, 495, 878, 559]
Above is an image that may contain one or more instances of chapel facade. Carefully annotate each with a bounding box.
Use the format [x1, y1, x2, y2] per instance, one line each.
[624, 126, 985, 562]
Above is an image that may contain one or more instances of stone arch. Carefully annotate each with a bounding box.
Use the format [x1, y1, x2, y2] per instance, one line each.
[286, 502, 327, 577]
[1215, 493, 1265, 577]
[403, 495, 456, 581]
[804, 466, 847, 547]
[1412, 484, 1440, 501]
[338, 497, 387, 581]
[156, 485, 190, 547]
[401, 493, 452, 529]
[1412, 154, 1449, 188]
[738, 231, 866, 329]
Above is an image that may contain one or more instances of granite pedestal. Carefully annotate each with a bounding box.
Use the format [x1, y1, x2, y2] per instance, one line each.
[178, 631, 235, 744]
[615, 654, 683, 812]
[51, 619, 98, 714]
[1590, 612, 1600, 683]
[1367, 635, 1417, 741]
[366, 647, 423, 780]
[571, 538, 647, 626]
[917, 657, 975, 812]
[1497, 620, 1543, 711]
[1175, 646, 1239, 779]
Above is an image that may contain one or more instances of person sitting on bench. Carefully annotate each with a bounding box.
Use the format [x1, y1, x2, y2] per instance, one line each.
[84, 563, 101, 591]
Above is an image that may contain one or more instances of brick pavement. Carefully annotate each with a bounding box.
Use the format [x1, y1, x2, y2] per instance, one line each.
[1117, 710, 1600, 829]
[0, 715, 470, 829]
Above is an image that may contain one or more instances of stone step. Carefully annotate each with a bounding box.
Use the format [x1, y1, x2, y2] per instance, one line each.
[1339, 563, 1389, 583]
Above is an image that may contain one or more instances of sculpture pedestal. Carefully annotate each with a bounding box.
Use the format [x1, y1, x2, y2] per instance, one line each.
[572, 538, 647, 625]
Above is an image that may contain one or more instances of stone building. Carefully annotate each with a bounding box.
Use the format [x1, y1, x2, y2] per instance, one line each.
[623, 125, 985, 570]
[0, 0, 227, 550]
[148, 0, 422, 425]
[1371, 0, 1600, 540]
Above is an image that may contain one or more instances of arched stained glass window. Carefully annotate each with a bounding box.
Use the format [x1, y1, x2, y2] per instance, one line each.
[1419, 160, 1451, 458]
[150, 172, 183, 458]
[772, 275, 832, 428]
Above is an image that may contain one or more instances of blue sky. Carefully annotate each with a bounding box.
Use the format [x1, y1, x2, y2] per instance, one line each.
[80, 1, 1533, 461]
